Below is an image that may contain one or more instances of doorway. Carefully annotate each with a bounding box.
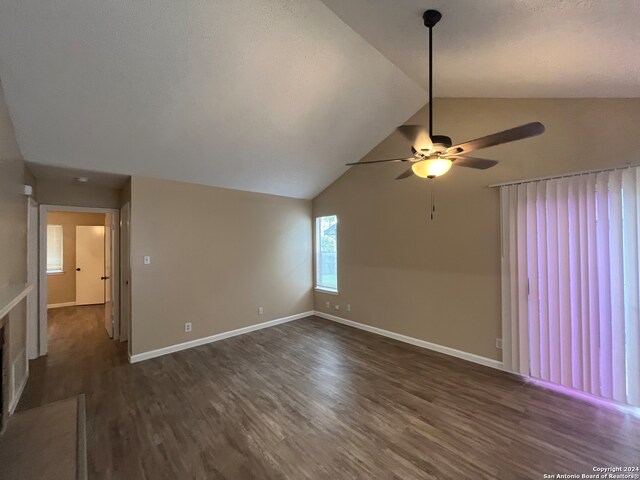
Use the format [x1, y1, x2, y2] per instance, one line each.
[38, 206, 121, 355]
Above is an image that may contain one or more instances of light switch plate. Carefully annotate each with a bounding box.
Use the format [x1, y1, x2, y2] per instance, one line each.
[143, 255, 151, 265]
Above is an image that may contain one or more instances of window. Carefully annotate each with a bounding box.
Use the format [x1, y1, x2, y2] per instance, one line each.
[315, 215, 338, 292]
[47, 225, 64, 273]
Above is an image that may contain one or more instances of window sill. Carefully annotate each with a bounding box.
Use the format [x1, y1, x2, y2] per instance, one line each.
[314, 287, 339, 295]
[47, 271, 65, 276]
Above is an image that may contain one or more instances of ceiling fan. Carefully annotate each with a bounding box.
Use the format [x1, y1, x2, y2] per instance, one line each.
[346, 9, 545, 180]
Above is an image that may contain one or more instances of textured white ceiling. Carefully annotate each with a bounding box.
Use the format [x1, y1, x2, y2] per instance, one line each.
[320, 0, 640, 97]
[2, 1, 638, 200]
[0, 0, 425, 198]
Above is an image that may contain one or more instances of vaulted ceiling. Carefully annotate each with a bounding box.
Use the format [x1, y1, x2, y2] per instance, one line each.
[1, 0, 638, 199]
[321, 0, 640, 97]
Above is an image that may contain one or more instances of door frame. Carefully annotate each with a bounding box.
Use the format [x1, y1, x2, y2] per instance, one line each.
[38, 205, 120, 355]
[119, 202, 131, 343]
[26, 197, 39, 359]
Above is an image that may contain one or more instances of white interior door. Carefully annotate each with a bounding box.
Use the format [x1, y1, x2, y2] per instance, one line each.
[119, 203, 130, 342]
[76, 226, 105, 306]
[104, 214, 114, 338]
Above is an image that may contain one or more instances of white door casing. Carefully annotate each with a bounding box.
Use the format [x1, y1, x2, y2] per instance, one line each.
[26, 197, 39, 359]
[39, 205, 121, 356]
[104, 214, 114, 338]
[119, 203, 131, 342]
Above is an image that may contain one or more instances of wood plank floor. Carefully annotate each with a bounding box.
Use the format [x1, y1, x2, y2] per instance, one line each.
[17, 306, 640, 479]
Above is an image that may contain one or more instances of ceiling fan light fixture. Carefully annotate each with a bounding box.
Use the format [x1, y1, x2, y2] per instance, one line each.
[412, 158, 452, 178]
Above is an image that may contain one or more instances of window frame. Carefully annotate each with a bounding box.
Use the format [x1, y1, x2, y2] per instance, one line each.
[314, 215, 338, 294]
[46, 224, 64, 274]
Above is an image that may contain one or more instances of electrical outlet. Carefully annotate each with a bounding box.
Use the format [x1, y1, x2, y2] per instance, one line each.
[258, 306, 264, 315]
[334, 305, 340, 310]
[143, 255, 151, 265]
[326, 301, 330, 308]
[496, 338, 502, 349]
[185, 322, 192, 333]
[346, 304, 351, 312]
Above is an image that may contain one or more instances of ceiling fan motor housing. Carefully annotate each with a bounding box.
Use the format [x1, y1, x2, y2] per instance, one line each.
[430, 135, 452, 154]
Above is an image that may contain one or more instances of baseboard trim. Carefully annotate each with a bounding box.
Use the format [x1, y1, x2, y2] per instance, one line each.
[129, 311, 314, 363]
[128, 309, 502, 370]
[47, 301, 76, 309]
[313, 311, 503, 371]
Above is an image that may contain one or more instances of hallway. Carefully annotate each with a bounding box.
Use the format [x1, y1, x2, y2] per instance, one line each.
[18, 305, 127, 412]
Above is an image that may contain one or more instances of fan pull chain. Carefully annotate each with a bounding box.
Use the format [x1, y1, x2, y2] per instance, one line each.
[428, 179, 436, 220]
[431, 180, 436, 220]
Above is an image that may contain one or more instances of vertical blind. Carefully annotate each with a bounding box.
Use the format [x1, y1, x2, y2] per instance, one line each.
[501, 167, 640, 407]
[47, 224, 64, 273]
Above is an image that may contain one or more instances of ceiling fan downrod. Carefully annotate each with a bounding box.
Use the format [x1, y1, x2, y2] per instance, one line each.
[423, 10, 441, 139]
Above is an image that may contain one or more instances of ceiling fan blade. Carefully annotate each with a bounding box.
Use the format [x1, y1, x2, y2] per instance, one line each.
[447, 156, 499, 170]
[397, 125, 433, 152]
[346, 157, 414, 166]
[395, 168, 414, 180]
[446, 122, 545, 155]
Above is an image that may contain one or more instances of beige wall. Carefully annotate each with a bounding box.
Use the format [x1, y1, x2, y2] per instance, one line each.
[313, 98, 640, 361]
[0, 83, 26, 291]
[120, 178, 131, 208]
[0, 79, 32, 413]
[23, 166, 37, 199]
[47, 211, 106, 305]
[37, 180, 122, 209]
[129, 176, 313, 355]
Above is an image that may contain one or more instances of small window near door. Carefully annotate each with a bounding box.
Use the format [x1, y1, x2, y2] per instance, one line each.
[47, 225, 64, 273]
[315, 215, 338, 293]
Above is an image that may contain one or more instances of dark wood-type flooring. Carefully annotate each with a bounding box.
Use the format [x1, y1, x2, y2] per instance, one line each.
[17, 306, 640, 479]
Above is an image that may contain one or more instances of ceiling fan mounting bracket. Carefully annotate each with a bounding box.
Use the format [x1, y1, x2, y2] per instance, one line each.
[423, 10, 442, 29]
